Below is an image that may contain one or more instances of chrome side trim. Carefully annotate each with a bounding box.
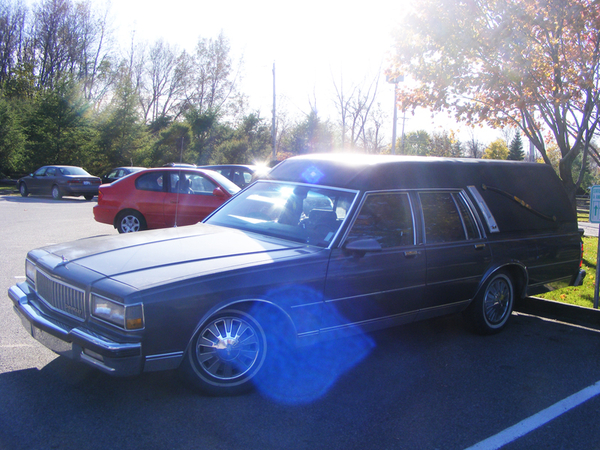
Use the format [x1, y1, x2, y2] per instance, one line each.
[144, 352, 185, 372]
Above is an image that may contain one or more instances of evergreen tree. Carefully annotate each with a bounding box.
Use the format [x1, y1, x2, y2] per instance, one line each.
[508, 133, 525, 161]
[0, 97, 26, 175]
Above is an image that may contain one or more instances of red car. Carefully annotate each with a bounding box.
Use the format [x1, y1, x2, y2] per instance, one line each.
[93, 167, 240, 233]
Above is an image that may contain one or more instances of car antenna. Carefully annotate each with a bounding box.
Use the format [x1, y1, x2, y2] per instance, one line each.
[174, 137, 184, 228]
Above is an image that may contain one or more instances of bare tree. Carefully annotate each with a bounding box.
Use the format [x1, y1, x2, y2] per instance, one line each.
[76, 0, 113, 103]
[465, 130, 484, 159]
[359, 102, 386, 153]
[0, 0, 28, 85]
[139, 39, 184, 123]
[185, 31, 241, 115]
[332, 70, 380, 151]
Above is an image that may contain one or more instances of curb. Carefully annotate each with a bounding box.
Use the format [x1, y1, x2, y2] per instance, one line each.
[515, 296, 600, 330]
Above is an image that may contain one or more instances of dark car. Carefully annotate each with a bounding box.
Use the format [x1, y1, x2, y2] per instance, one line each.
[198, 164, 257, 188]
[9, 154, 585, 395]
[101, 167, 146, 184]
[93, 167, 240, 233]
[18, 165, 102, 200]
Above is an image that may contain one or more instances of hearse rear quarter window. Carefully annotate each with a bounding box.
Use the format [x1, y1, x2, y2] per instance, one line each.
[420, 191, 479, 243]
[346, 192, 414, 248]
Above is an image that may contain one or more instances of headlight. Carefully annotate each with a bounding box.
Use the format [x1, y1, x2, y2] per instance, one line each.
[26, 259, 36, 287]
[91, 294, 144, 330]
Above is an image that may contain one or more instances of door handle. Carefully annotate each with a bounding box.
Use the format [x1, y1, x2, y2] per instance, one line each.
[474, 243, 486, 250]
[404, 250, 418, 258]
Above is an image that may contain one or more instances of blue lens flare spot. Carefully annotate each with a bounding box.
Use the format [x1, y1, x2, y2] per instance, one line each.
[302, 166, 324, 184]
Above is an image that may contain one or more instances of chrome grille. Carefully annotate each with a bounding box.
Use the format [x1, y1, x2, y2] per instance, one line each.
[36, 270, 86, 320]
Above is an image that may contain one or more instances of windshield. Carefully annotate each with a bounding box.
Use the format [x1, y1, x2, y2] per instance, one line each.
[206, 181, 358, 247]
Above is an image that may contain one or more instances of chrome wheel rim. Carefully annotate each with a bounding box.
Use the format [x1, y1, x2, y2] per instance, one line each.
[52, 186, 60, 199]
[196, 315, 261, 381]
[484, 276, 512, 326]
[120, 215, 140, 232]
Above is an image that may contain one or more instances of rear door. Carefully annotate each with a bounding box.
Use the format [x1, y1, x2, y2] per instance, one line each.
[323, 191, 425, 330]
[164, 171, 226, 227]
[132, 171, 168, 228]
[419, 190, 492, 309]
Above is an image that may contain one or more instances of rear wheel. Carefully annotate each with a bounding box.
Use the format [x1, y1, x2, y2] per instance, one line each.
[464, 271, 514, 335]
[116, 210, 146, 233]
[19, 183, 29, 197]
[84, 194, 94, 201]
[51, 185, 62, 200]
[181, 309, 268, 396]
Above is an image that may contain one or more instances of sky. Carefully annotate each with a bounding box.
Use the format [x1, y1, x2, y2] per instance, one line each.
[104, 0, 496, 147]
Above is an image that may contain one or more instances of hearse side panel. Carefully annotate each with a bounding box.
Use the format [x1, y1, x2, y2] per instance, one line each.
[528, 232, 582, 287]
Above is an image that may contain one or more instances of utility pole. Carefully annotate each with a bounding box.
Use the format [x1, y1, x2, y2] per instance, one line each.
[386, 74, 404, 155]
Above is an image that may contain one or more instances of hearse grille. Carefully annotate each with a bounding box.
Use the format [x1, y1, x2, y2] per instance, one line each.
[36, 270, 86, 321]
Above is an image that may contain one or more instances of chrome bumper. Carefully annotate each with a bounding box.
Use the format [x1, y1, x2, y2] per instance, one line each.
[9, 282, 143, 377]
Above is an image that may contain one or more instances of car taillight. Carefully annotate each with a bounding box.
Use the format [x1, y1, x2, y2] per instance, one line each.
[98, 190, 104, 202]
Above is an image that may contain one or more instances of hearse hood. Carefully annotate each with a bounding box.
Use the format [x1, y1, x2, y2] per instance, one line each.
[31, 224, 312, 290]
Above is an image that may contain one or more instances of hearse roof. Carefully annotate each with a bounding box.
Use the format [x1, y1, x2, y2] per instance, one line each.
[268, 154, 549, 190]
[267, 153, 576, 233]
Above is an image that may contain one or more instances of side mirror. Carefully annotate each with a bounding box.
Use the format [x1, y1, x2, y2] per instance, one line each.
[344, 238, 382, 253]
[212, 187, 226, 198]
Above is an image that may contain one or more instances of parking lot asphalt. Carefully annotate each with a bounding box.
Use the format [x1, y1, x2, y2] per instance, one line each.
[3, 196, 600, 450]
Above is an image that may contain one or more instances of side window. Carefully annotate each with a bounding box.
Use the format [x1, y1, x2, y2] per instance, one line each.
[454, 193, 480, 239]
[231, 170, 248, 187]
[346, 193, 414, 248]
[169, 173, 217, 195]
[46, 168, 56, 177]
[190, 174, 216, 194]
[135, 172, 165, 192]
[420, 191, 479, 243]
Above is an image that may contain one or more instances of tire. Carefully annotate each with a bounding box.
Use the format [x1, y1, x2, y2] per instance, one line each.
[116, 210, 146, 233]
[51, 185, 62, 200]
[181, 309, 268, 396]
[19, 183, 29, 197]
[464, 271, 514, 335]
[84, 194, 94, 201]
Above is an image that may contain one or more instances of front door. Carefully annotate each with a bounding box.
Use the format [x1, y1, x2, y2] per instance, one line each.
[323, 192, 425, 333]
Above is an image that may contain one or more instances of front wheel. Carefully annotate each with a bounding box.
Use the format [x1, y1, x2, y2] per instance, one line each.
[51, 185, 62, 200]
[19, 183, 29, 197]
[181, 309, 268, 396]
[464, 271, 514, 335]
[116, 210, 146, 233]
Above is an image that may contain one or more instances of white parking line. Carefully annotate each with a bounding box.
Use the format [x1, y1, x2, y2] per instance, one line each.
[465, 379, 600, 450]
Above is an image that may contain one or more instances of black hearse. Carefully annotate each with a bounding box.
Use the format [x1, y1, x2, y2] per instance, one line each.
[10, 154, 585, 395]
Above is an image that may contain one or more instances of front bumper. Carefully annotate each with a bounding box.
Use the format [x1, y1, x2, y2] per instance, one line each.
[9, 282, 143, 377]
